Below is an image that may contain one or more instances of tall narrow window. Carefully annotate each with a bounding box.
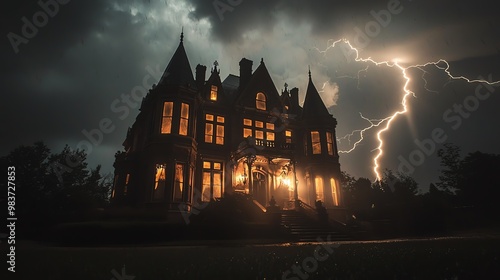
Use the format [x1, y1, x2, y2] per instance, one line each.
[210, 85, 218, 101]
[153, 164, 166, 201]
[124, 174, 130, 195]
[311, 131, 321, 154]
[326, 132, 334, 156]
[179, 103, 189, 136]
[174, 164, 184, 201]
[286, 130, 293, 143]
[205, 114, 224, 145]
[330, 178, 339, 206]
[161, 101, 173, 134]
[202, 161, 223, 202]
[315, 176, 324, 202]
[256, 92, 266, 110]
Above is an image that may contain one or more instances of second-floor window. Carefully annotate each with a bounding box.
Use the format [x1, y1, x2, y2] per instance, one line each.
[326, 131, 334, 155]
[311, 131, 321, 154]
[161, 101, 173, 134]
[205, 114, 225, 145]
[179, 103, 190, 136]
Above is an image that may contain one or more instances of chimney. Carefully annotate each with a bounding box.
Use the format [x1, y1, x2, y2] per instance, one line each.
[195, 64, 206, 88]
[239, 58, 253, 91]
[290, 87, 299, 109]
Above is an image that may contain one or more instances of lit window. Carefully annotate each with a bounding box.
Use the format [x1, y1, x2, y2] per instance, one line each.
[243, 128, 252, 138]
[255, 130, 264, 139]
[286, 130, 292, 143]
[161, 102, 173, 134]
[315, 176, 324, 202]
[266, 132, 275, 141]
[255, 121, 264, 128]
[311, 131, 321, 155]
[210, 85, 218, 101]
[124, 174, 130, 195]
[179, 103, 189, 136]
[216, 125, 224, 145]
[202, 161, 223, 202]
[243, 119, 252, 126]
[205, 123, 213, 143]
[153, 164, 166, 201]
[331, 178, 339, 206]
[326, 132, 334, 156]
[205, 114, 224, 145]
[256, 92, 266, 110]
[174, 163, 184, 201]
[266, 123, 274, 130]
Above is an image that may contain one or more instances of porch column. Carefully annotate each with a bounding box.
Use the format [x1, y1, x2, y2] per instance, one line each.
[292, 159, 299, 205]
[245, 155, 256, 195]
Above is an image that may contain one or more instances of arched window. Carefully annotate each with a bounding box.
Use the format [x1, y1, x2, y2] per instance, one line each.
[256, 92, 266, 110]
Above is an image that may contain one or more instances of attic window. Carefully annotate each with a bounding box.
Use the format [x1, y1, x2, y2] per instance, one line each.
[256, 92, 266, 110]
[210, 85, 218, 101]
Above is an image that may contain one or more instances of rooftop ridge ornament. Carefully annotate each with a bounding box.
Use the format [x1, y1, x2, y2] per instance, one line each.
[308, 66, 312, 80]
[180, 27, 184, 43]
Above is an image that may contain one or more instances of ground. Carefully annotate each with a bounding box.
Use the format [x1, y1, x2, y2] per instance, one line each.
[8, 235, 500, 279]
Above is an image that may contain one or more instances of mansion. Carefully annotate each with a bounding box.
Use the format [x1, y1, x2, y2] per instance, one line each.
[111, 33, 344, 220]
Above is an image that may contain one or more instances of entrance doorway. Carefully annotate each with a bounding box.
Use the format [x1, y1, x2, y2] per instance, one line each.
[253, 171, 267, 206]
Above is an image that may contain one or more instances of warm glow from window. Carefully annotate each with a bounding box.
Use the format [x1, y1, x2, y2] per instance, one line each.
[243, 119, 252, 126]
[331, 178, 339, 206]
[161, 102, 173, 134]
[206, 114, 224, 145]
[174, 163, 184, 201]
[266, 132, 275, 141]
[326, 131, 334, 156]
[210, 85, 218, 101]
[311, 131, 321, 154]
[179, 103, 189, 136]
[153, 164, 166, 200]
[124, 174, 130, 195]
[202, 161, 223, 202]
[255, 130, 264, 139]
[256, 92, 266, 110]
[205, 123, 213, 143]
[286, 130, 292, 143]
[244, 128, 252, 138]
[216, 125, 224, 145]
[266, 123, 274, 130]
[315, 176, 324, 202]
[255, 121, 264, 128]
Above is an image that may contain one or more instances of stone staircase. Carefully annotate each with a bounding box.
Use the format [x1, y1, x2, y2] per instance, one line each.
[280, 209, 351, 242]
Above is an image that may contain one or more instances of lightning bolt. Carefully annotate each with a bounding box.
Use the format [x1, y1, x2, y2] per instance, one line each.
[315, 39, 500, 181]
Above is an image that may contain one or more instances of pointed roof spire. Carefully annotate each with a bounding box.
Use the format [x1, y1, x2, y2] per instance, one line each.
[157, 30, 196, 88]
[302, 69, 330, 119]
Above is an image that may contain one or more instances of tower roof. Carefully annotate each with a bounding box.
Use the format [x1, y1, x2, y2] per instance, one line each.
[158, 32, 196, 88]
[302, 70, 331, 119]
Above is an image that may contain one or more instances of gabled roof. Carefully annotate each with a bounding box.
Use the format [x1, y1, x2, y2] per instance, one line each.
[157, 33, 196, 88]
[302, 71, 331, 119]
[234, 59, 282, 107]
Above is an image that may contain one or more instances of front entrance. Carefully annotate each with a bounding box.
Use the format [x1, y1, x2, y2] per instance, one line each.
[253, 171, 267, 206]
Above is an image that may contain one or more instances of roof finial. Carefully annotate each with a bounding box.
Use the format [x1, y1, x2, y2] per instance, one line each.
[284, 83, 288, 91]
[308, 66, 311, 80]
[180, 27, 184, 43]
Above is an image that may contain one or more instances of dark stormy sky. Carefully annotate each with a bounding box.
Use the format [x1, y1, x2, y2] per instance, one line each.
[2, 0, 500, 191]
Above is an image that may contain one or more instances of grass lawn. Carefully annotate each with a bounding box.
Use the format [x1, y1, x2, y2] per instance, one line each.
[10, 236, 500, 279]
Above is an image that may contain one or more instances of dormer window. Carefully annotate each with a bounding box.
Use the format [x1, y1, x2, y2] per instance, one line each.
[210, 85, 218, 101]
[256, 92, 266, 110]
